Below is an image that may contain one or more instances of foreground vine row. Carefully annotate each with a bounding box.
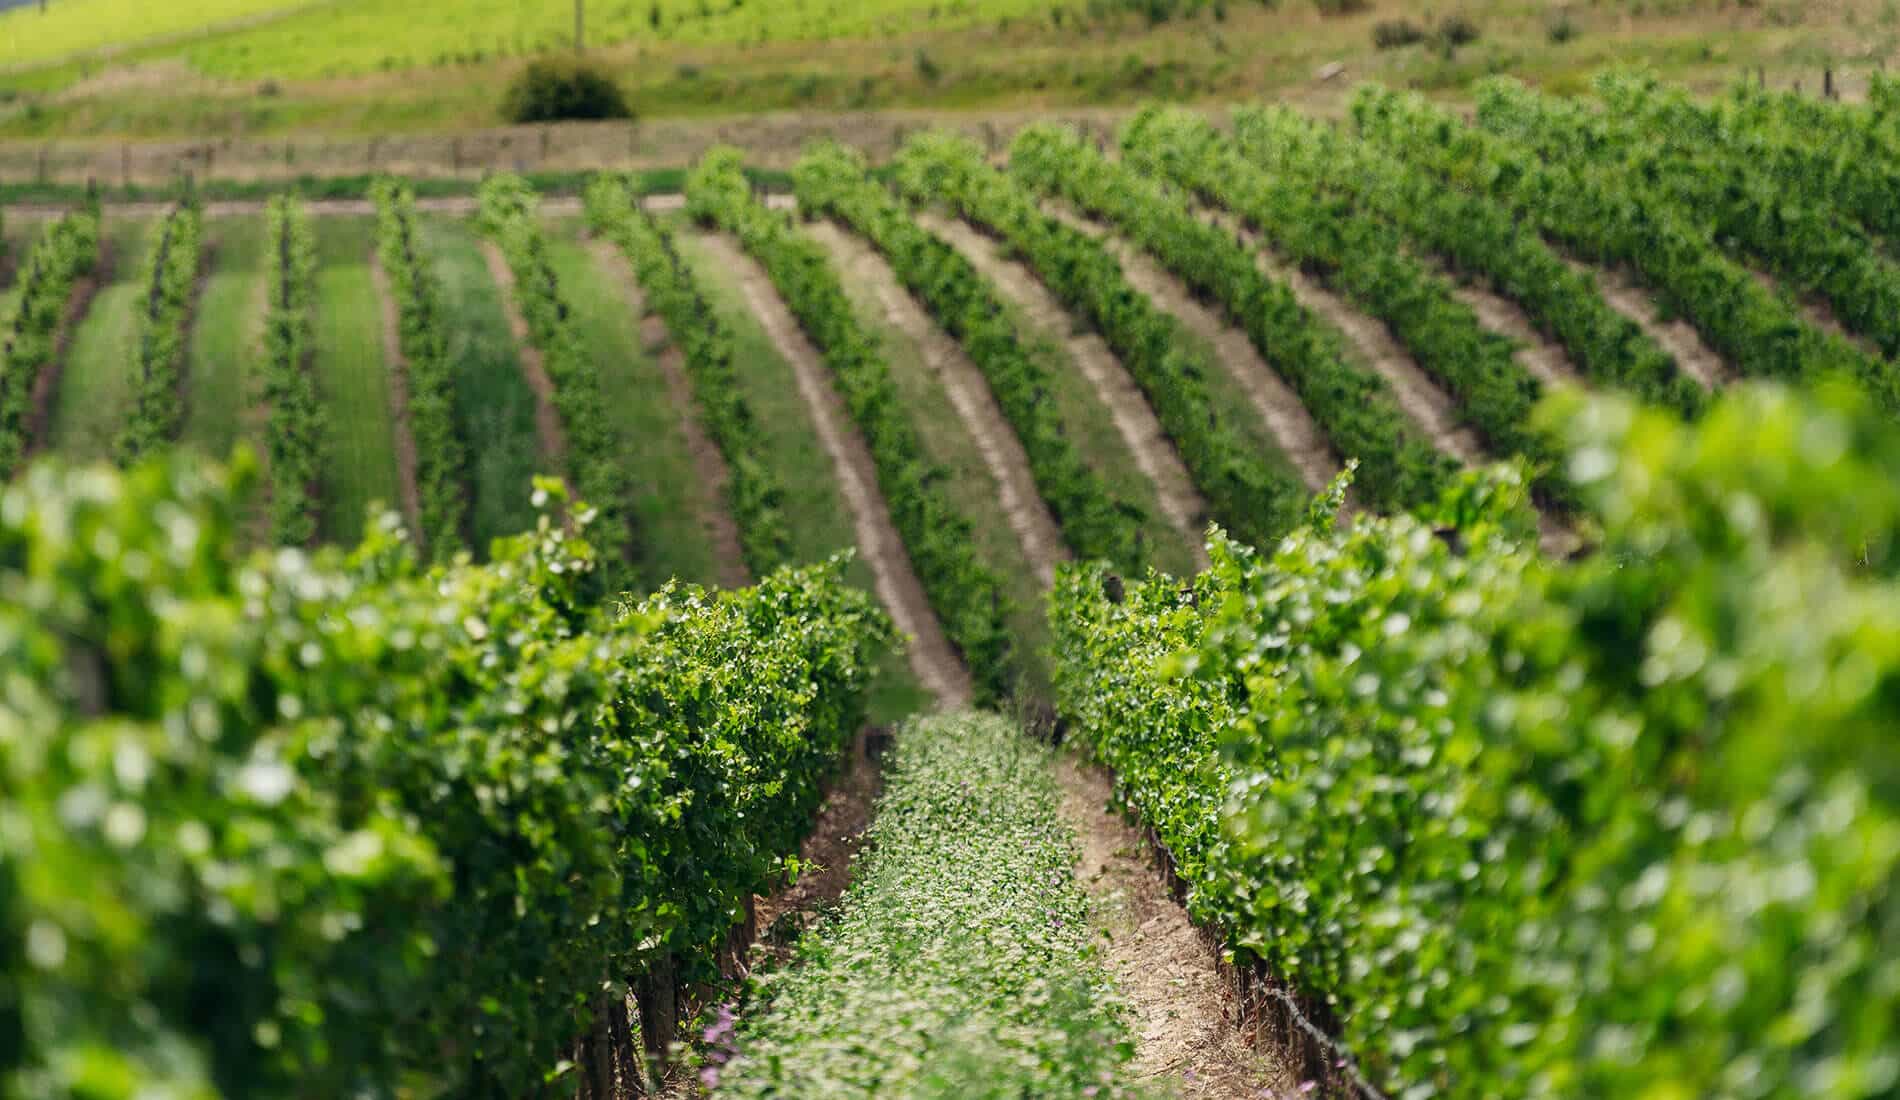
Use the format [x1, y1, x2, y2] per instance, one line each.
[0, 459, 889, 1099]
[1051, 381, 1896, 1098]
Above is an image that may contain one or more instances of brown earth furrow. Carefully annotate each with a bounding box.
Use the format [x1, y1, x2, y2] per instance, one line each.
[693, 230, 973, 710]
[589, 237, 751, 590]
[1199, 205, 1489, 468]
[369, 247, 426, 548]
[918, 210, 1210, 568]
[1556, 253, 1732, 389]
[805, 218, 1069, 587]
[1446, 282, 1581, 390]
[477, 238, 567, 471]
[1053, 753, 1294, 1099]
[1043, 201, 1341, 493]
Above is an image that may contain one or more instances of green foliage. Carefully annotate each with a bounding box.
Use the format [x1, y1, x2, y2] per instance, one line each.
[791, 141, 1147, 571]
[1725, 78, 1900, 244]
[1350, 85, 1890, 399]
[891, 130, 1309, 550]
[686, 147, 1013, 705]
[1229, 103, 1706, 417]
[115, 201, 204, 465]
[371, 179, 469, 558]
[1120, 106, 1556, 487]
[0, 454, 890, 1099]
[1007, 122, 1455, 513]
[715, 713, 1138, 1099]
[1478, 75, 1900, 370]
[583, 174, 792, 577]
[476, 173, 636, 590]
[1371, 17, 1425, 48]
[0, 209, 97, 478]
[1051, 380, 1900, 1098]
[259, 196, 323, 545]
[499, 58, 631, 124]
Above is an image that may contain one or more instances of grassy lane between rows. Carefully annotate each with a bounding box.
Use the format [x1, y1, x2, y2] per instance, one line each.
[713, 712, 1140, 1099]
[419, 213, 542, 555]
[309, 216, 401, 545]
[671, 222, 929, 722]
[180, 213, 267, 459]
[545, 216, 723, 591]
[47, 216, 153, 464]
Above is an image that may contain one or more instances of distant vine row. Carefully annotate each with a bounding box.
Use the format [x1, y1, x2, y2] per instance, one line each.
[0, 207, 98, 479]
[477, 173, 636, 588]
[371, 179, 469, 558]
[792, 141, 1147, 570]
[891, 130, 1308, 549]
[583, 174, 792, 577]
[259, 196, 323, 546]
[686, 148, 1014, 704]
[1228, 104, 1705, 417]
[116, 200, 204, 465]
[1005, 122, 1455, 512]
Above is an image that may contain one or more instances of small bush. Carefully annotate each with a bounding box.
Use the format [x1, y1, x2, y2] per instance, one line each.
[1373, 18, 1427, 48]
[1313, 0, 1371, 14]
[1547, 11, 1581, 42]
[501, 59, 631, 124]
[1437, 14, 1481, 48]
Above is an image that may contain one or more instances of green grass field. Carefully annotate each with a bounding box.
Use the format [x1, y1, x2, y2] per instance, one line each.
[46, 216, 153, 463]
[180, 214, 266, 459]
[420, 213, 543, 556]
[545, 217, 723, 590]
[309, 216, 401, 544]
[673, 222, 928, 719]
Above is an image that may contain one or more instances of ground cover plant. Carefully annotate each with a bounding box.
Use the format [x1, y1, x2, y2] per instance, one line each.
[712, 712, 1139, 1099]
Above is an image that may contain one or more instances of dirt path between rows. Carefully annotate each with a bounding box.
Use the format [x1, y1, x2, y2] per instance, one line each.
[751, 727, 887, 968]
[1560, 253, 1732, 390]
[369, 247, 427, 549]
[1053, 753, 1293, 1099]
[805, 219, 1070, 587]
[919, 211, 1210, 569]
[693, 231, 973, 709]
[478, 239, 568, 472]
[1444, 281, 1581, 390]
[1044, 201, 1341, 494]
[1201, 206, 1489, 469]
[588, 237, 752, 590]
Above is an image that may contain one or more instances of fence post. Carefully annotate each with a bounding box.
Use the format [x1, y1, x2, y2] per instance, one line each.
[1824, 67, 1836, 99]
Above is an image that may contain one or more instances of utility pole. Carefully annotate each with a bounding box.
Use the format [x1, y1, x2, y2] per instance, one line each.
[575, 0, 584, 51]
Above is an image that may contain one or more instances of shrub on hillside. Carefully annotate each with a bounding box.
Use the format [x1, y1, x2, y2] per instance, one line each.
[500, 58, 631, 124]
[1372, 18, 1427, 48]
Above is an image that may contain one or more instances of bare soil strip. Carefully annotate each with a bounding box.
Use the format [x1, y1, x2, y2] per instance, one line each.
[918, 211, 1210, 568]
[1200, 206, 1489, 468]
[588, 237, 751, 590]
[1742, 264, 1884, 361]
[1053, 753, 1294, 1099]
[1044, 201, 1341, 493]
[805, 219, 1070, 587]
[1556, 253, 1732, 389]
[694, 231, 973, 710]
[1444, 281, 1581, 390]
[369, 248, 427, 547]
[477, 239, 568, 471]
[750, 727, 887, 969]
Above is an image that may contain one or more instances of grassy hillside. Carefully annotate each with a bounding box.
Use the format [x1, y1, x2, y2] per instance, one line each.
[0, 0, 1889, 138]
